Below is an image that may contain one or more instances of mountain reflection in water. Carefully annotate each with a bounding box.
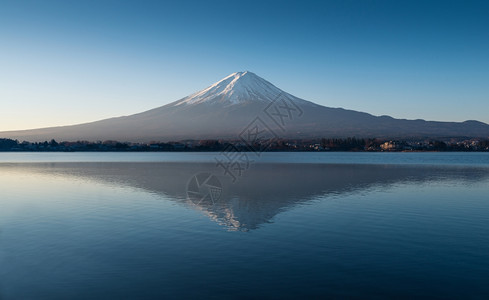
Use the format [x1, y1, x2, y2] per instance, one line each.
[5, 162, 488, 231]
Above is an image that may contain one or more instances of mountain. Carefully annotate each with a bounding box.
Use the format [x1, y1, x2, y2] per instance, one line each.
[1, 71, 489, 142]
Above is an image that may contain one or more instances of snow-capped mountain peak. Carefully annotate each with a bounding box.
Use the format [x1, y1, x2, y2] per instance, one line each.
[174, 71, 289, 106]
[2, 70, 489, 143]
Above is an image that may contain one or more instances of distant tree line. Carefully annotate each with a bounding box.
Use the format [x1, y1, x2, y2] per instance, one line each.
[1, 137, 488, 152]
[320, 137, 370, 151]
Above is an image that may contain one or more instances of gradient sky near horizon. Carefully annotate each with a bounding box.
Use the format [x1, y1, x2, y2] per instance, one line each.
[1, 0, 488, 131]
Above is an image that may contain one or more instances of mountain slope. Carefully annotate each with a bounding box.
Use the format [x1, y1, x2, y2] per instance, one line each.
[1, 71, 489, 142]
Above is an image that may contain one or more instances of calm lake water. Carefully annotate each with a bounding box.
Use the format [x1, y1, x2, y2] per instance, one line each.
[1, 152, 488, 299]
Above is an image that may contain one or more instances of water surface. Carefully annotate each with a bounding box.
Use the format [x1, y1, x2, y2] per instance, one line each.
[1, 151, 489, 165]
[1, 153, 488, 299]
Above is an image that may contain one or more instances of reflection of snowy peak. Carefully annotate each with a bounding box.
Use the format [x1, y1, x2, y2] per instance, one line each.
[19, 163, 489, 232]
[173, 71, 299, 106]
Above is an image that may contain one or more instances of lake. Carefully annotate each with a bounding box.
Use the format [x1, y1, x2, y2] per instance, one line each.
[1, 152, 489, 299]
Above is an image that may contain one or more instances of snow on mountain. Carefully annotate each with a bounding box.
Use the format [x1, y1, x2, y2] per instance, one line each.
[173, 71, 300, 106]
[1, 71, 489, 142]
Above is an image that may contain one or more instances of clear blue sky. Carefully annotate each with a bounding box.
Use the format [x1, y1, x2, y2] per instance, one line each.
[1, 0, 488, 130]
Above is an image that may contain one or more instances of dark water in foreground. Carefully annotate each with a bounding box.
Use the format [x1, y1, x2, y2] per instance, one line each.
[0, 153, 488, 299]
